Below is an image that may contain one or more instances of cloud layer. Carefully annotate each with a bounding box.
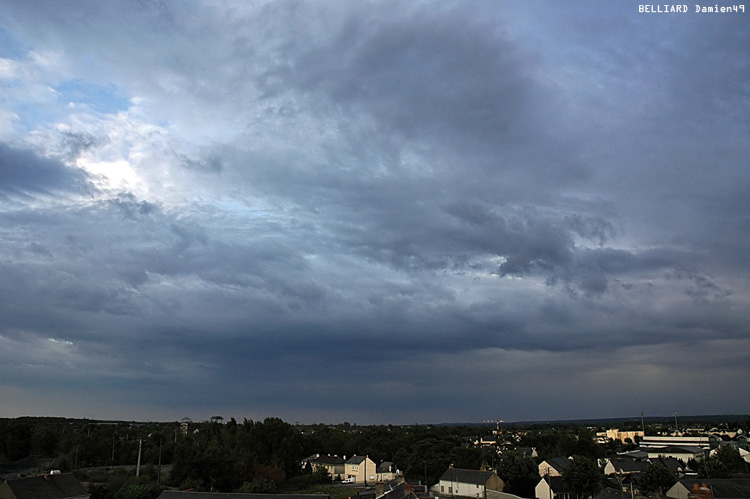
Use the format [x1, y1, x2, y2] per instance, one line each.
[0, 0, 748, 424]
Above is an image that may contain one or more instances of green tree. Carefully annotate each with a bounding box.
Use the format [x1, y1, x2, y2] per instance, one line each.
[714, 445, 746, 474]
[311, 465, 332, 484]
[496, 450, 539, 498]
[3, 423, 33, 460]
[562, 456, 603, 499]
[31, 426, 59, 457]
[693, 455, 731, 479]
[404, 437, 454, 486]
[237, 478, 278, 493]
[450, 445, 484, 470]
[640, 461, 676, 495]
[114, 482, 161, 499]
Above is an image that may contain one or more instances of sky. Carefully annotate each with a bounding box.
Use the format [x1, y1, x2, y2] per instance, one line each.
[0, 0, 749, 426]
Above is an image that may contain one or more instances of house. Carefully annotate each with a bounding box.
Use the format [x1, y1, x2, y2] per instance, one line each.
[376, 477, 417, 499]
[620, 473, 641, 497]
[596, 429, 645, 444]
[602, 455, 684, 496]
[377, 461, 400, 482]
[641, 445, 706, 462]
[535, 476, 571, 499]
[637, 436, 712, 461]
[602, 457, 650, 476]
[345, 455, 377, 484]
[639, 436, 713, 450]
[538, 458, 572, 478]
[409, 482, 430, 499]
[0, 473, 89, 499]
[616, 450, 649, 460]
[517, 447, 538, 459]
[437, 466, 504, 499]
[602, 457, 650, 496]
[302, 454, 346, 479]
[301, 454, 318, 469]
[654, 456, 685, 476]
[665, 479, 750, 499]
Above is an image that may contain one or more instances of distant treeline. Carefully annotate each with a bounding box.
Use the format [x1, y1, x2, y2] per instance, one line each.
[1, 414, 747, 494]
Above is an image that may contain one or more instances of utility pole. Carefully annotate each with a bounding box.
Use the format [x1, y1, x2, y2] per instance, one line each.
[641, 412, 645, 436]
[136, 439, 142, 477]
[157, 438, 162, 486]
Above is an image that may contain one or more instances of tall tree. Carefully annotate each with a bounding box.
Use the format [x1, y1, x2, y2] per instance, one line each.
[562, 456, 603, 499]
[496, 450, 539, 498]
[714, 445, 746, 474]
[640, 461, 676, 495]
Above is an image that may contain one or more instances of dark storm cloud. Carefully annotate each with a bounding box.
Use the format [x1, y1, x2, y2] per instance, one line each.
[282, 4, 531, 144]
[218, 3, 632, 295]
[0, 1, 749, 423]
[332, 200, 591, 278]
[264, 2, 583, 198]
[0, 143, 91, 197]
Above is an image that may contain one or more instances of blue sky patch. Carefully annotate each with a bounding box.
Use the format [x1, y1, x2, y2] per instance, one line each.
[0, 27, 28, 59]
[55, 79, 130, 114]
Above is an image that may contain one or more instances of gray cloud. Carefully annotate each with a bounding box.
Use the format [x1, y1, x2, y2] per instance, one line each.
[0, 0, 748, 423]
[282, 4, 532, 143]
[0, 143, 92, 197]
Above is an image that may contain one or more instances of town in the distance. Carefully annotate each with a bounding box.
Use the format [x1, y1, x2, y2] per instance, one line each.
[0, 414, 748, 499]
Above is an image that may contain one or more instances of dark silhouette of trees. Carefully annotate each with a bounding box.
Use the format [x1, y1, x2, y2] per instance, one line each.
[517, 426, 602, 461]
[640, 461, 676, 495]
[713, 445, 746, 474]
[168, 417, 303, 491]
[562, 456, 604, 499]
[691, 445, 747, 478]
[6, 416, 748, 495]
[496, 450, 540, 498]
